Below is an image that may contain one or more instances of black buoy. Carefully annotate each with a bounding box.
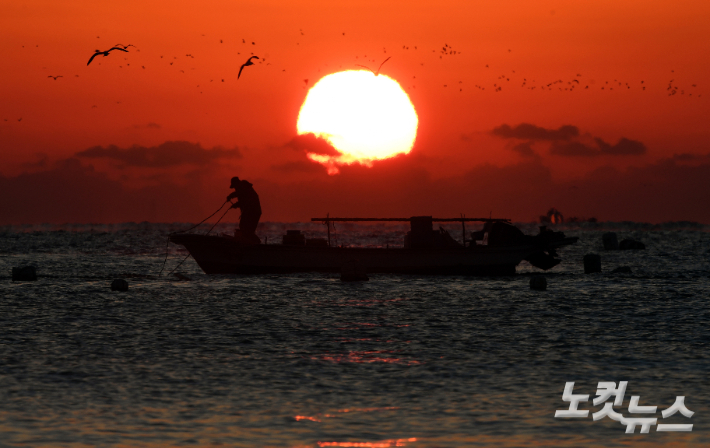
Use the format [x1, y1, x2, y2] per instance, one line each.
[584, 254, 602, 274]
[530, 275, 547, 290]
[602, 232, 619, 250]
[611, 266, 632, 274]
[111, 279, 129, 291]
[12, 266, 37, 281]
[341, 260, 369, 282]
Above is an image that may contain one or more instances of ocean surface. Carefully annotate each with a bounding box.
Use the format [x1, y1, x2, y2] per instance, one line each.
[1, 221, 709, 447]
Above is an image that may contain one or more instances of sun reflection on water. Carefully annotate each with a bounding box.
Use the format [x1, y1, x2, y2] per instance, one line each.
[310, 351, 421, 365]
[295, 407, 401, 424]
[317, 438, 417, 447]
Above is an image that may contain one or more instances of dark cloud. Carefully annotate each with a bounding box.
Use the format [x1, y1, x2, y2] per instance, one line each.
[510, 141, 538, 158]
[671, 153, 710, 162]
[549, 141, 600, 157]
[21, 153, 49, 169]
[260, 154, 710, 223]
[492, 123, 579, 141]
[493, 123, 646, 157]
[2, 142, 709, 224]
[132, 122, 161, 130]
[76, 141, 240, 167]
[286, 133, 340, 156]
[271, 160, 327, 174]
[0, 157, 228, 224]
[550, 138, 646, 157]
[595, 137, 646, 155]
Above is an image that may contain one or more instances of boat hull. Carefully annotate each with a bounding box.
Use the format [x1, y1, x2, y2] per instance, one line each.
[169, 234, 577, 275]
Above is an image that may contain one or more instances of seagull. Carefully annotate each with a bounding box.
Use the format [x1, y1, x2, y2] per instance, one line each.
[238, 55, 259, 79]
[356, 56, 391, 76]
[87, 47, 128, 65]
[47, 75, 63, 80]
[114, 43, 137, 50]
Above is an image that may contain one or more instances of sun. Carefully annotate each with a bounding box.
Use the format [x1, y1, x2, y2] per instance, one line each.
[297, 70, 418, 173]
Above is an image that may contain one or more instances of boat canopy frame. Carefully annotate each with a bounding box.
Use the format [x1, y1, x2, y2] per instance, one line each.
[310, 215, 512, 248]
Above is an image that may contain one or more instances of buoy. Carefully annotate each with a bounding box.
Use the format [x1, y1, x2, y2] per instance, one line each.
[341, 260, 369, 282]
[530, 275, 547, 290]
[611, 266, 632, 274]
[602, 232, 619, 250]
[12, 266, 37, 281]
[583, 254, 602, 274]
[111, 279, 129, 291]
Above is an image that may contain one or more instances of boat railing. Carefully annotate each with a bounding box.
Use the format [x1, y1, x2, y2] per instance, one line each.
[310, 216, 511, 248]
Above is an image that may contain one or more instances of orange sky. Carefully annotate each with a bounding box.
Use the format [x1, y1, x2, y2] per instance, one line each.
[1, 1, 710, 224]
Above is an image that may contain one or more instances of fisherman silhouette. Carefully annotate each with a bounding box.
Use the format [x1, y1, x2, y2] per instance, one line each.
[227, 177, 262, 242]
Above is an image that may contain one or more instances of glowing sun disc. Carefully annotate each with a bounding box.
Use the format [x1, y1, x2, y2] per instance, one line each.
[297, 71, 418, 163]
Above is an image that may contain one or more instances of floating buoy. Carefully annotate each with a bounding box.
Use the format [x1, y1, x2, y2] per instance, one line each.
[12, 266, 37, 281]
[583, 254, 602, 274]
[530, 275, 547, 290]
[111, 279, 129, 291]
[611, 266, 632, 274]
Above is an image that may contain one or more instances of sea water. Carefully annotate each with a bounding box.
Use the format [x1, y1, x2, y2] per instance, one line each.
[1, 222, 709, 447]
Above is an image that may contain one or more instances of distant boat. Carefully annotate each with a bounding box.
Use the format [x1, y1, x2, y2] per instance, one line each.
[169, 216, 578, 276]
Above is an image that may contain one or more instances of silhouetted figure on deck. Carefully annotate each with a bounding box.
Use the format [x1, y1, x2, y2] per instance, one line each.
[227, 177, 262, 240]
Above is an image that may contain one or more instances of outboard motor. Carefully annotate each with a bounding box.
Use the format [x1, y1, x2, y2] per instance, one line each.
[485, 222, 567, 270]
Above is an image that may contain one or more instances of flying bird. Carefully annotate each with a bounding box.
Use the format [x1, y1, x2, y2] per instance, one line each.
[47, 75, 63, 80]
[87, 46, 129, 65]
[238, 55, 259, 79]
[356, 56, 391, 76]
[114, 43, 137, 50]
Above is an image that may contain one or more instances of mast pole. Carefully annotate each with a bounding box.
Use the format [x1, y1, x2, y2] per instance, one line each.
[461, 213, 466, 247]
[326, 212, 331, 247]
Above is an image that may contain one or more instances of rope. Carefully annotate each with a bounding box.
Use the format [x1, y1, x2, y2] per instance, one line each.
[158, 235, 171, 277]
[166, 202, 235, 277]
[167, 253, 192, 277]
[206, 206, 234, 236]
[169, 200, 230, 235]
[159, 200, 231, 277]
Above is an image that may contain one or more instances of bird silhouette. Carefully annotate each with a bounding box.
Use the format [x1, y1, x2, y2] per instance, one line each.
[114, 43, 137, 50]
[238, 55, 259, 79]
[87, 47, 128, 65]
[47, 75, 63, 80]
[356, 56, 391, 76]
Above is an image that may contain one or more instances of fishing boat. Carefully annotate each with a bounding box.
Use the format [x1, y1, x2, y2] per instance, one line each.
[169, 216, 578, 276]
